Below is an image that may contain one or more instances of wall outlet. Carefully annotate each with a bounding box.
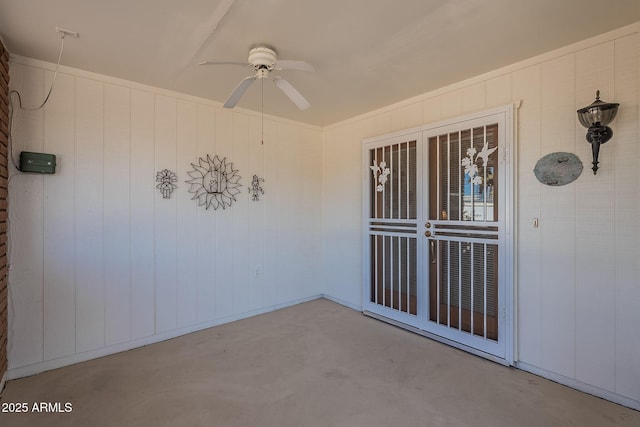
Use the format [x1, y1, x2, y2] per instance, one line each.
[254, 264, 262, 278]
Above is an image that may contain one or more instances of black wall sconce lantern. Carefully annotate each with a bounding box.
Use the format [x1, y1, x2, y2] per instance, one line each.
[576, 90, 619, 175]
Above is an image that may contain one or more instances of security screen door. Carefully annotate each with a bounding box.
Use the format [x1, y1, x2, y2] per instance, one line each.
[363, 107, 512, 362]
[364, 133, 422, 328]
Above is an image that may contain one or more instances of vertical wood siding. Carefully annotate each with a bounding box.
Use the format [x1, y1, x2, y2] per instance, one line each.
[7, 61, 323, 377]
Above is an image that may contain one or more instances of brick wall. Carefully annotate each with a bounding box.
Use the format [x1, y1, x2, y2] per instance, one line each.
[0, 40, 9, 383]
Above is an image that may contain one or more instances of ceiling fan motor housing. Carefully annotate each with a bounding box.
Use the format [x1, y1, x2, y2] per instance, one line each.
[248, 47, 277, 70]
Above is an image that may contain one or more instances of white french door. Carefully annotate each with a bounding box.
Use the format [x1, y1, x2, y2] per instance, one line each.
[363, 106, 514, 363]
[363, 133, 423, 328]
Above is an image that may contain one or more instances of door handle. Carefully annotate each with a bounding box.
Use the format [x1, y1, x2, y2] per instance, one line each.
[430, 239, 436, 264]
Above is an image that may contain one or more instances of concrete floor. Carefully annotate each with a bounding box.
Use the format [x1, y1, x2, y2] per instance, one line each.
[1, 298, 638, 426]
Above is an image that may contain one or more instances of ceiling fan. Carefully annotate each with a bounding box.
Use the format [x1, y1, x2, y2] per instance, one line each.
[200, 46, 314, 110]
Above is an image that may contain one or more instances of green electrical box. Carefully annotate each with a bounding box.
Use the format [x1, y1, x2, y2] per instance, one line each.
[19, 151, 57, 174]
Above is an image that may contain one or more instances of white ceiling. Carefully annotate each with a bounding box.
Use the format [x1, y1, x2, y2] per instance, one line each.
[1, 0, 640, 126]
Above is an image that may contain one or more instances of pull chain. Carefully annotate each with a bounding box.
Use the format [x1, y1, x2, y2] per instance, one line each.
[261, 77, 264, 145]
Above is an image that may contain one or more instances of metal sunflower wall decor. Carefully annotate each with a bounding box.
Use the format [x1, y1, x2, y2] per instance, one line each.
[186, 155, 242, 210]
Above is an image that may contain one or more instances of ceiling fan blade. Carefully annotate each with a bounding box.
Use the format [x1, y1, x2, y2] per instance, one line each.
[274, 77, 310, 110]
[274, 60, 315, 72]
[199, 60, 251, 67]
[223, 76, 256, 108]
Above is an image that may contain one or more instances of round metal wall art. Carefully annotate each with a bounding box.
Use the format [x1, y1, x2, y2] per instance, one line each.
[534, 152, 583, 186]
[186, 155, 241, 210]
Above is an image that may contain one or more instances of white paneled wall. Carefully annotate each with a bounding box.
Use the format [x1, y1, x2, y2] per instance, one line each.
[323, 25, 640, 407]
[8, 59, 323, 377]
[538, 53, 577, 379]
[130, 90, 155, 340]
[611, 33, 640, 401]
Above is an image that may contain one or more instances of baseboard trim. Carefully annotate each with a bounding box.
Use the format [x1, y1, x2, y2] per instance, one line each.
[7, 295, 324, 381]
[515, 362, 640, 412]
[321, 294, 362, 312]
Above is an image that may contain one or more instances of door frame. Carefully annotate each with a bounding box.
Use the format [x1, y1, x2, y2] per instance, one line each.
[362, 104, 516, 365]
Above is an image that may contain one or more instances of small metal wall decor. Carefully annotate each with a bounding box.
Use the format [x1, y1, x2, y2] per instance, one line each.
[156, 169, 178, 199]
[248, 174, 265, 201]
[186, 155, 242, 210]
[370, 159, 391, 192]
[534, 152, 583, 186]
